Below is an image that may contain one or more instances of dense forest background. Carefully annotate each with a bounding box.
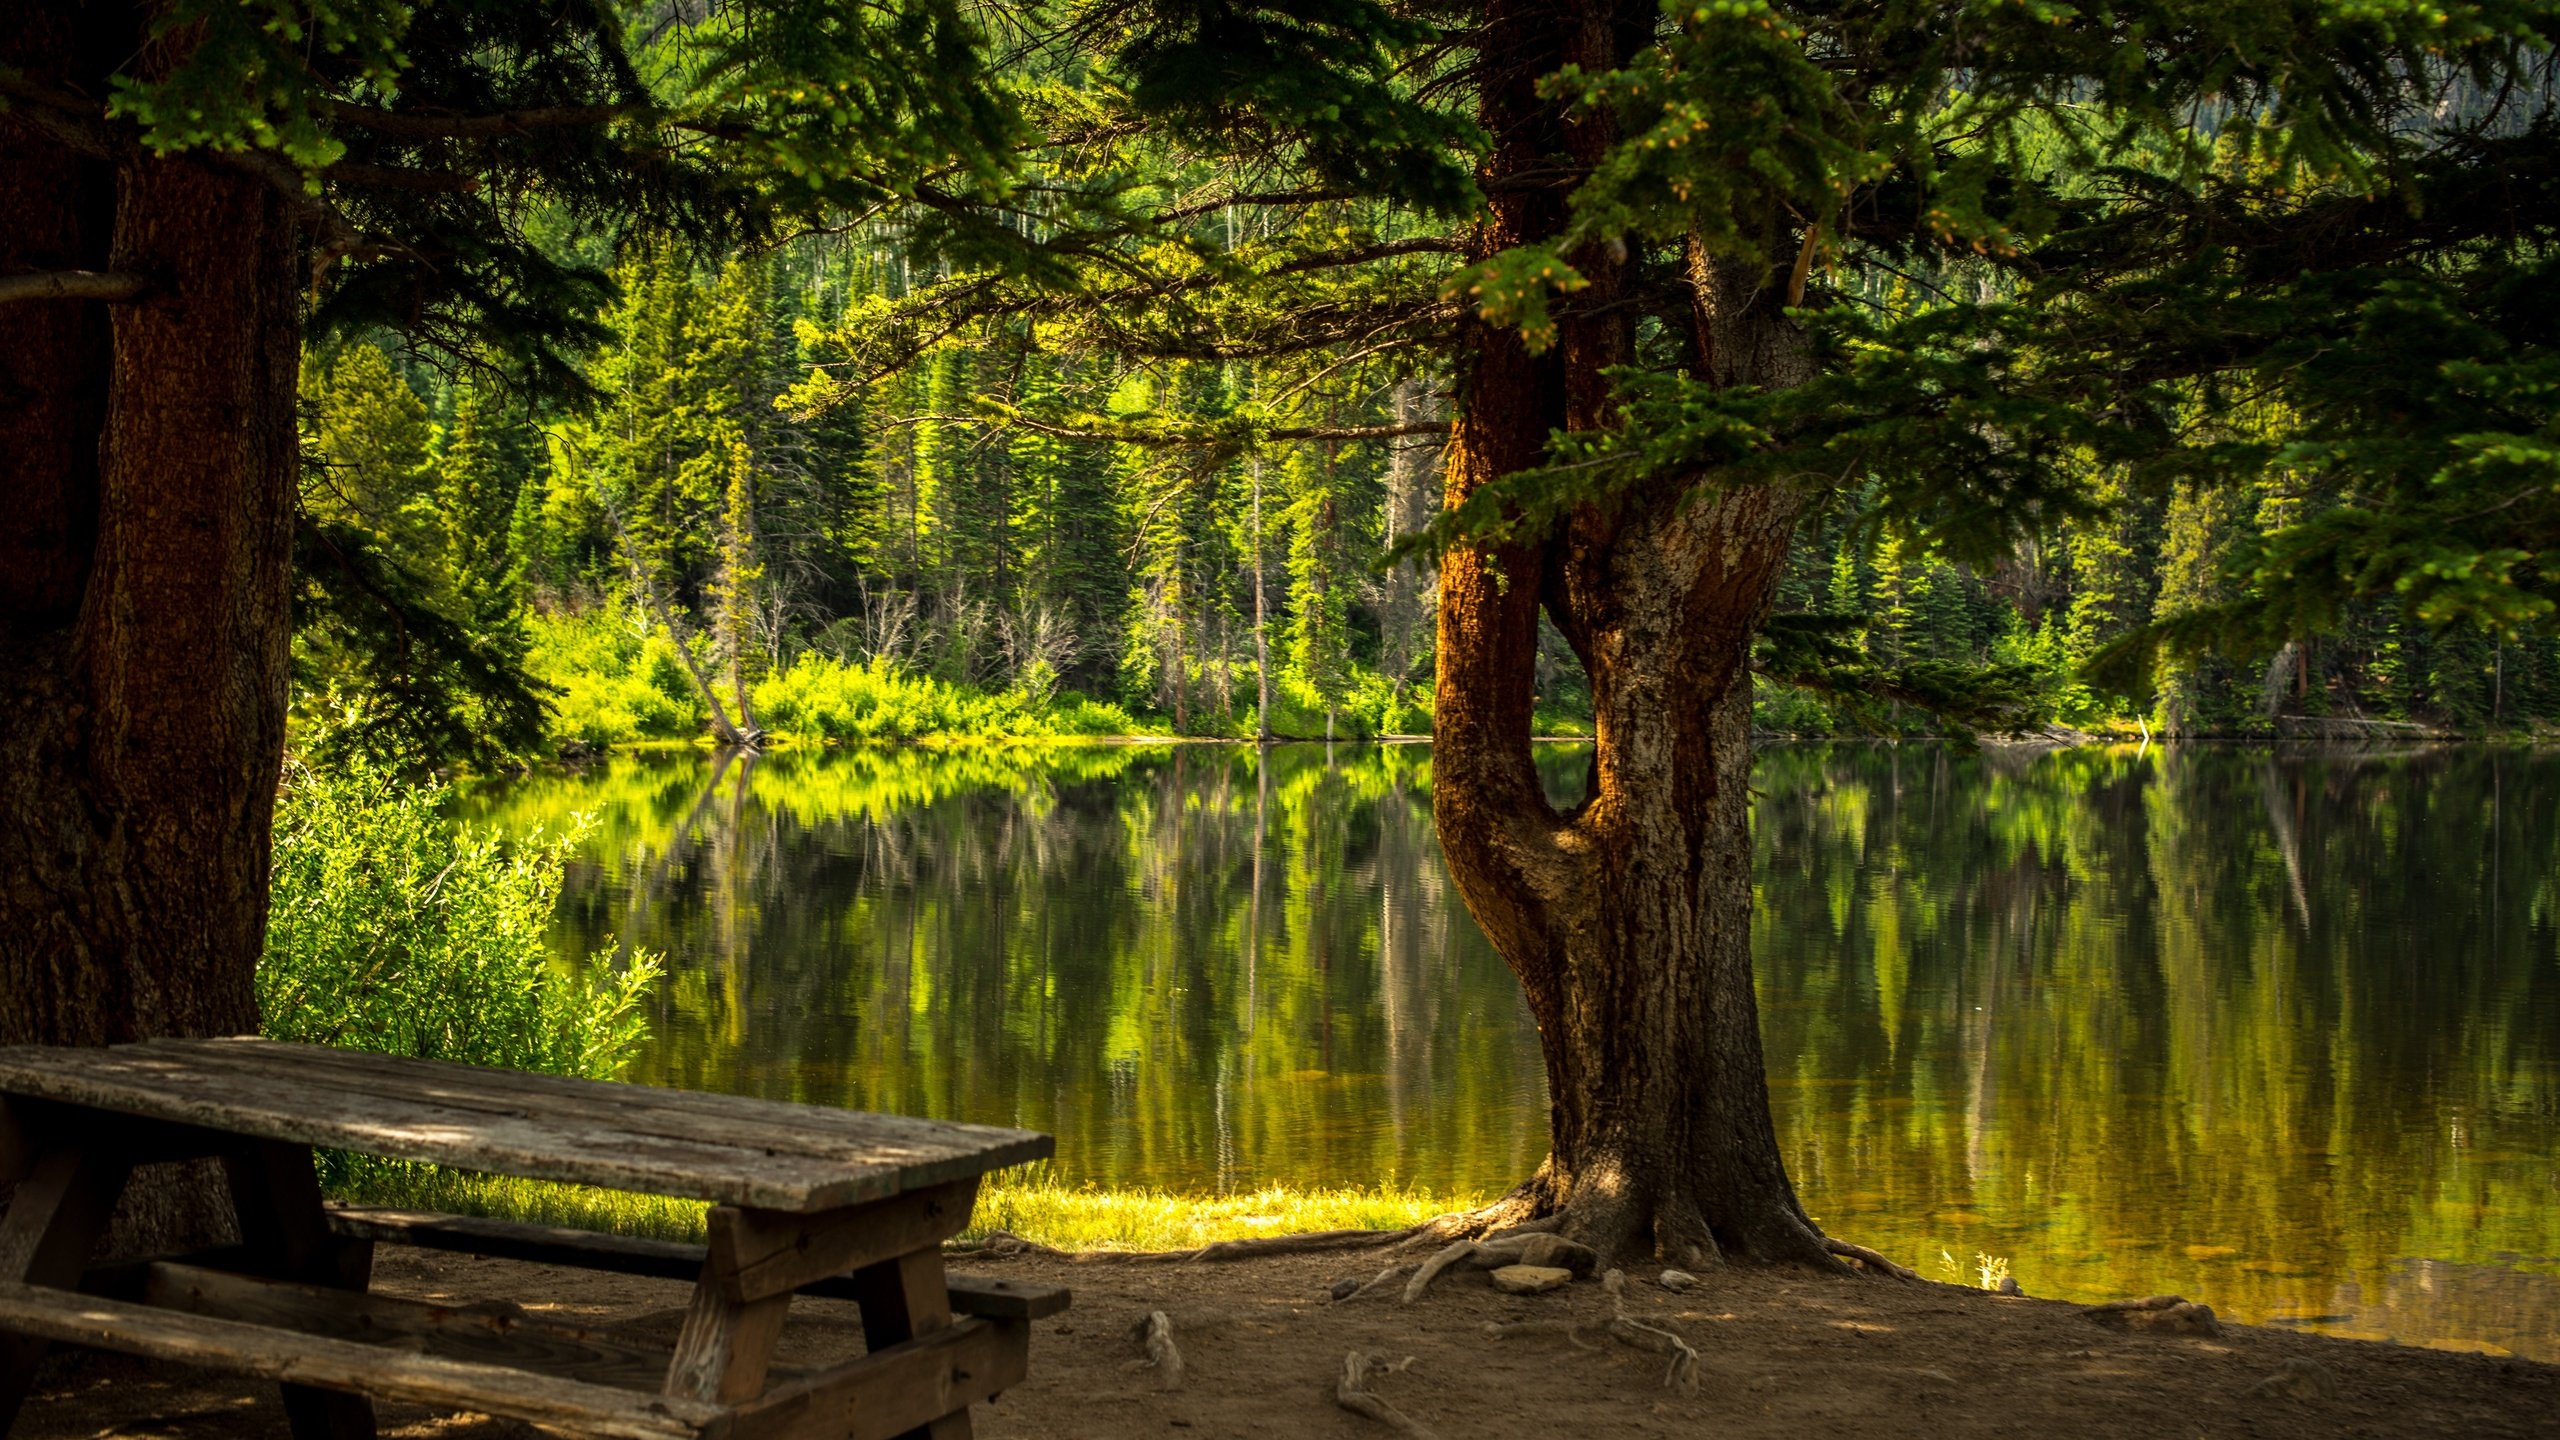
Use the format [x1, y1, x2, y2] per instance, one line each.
[298, 227, 2560, 763]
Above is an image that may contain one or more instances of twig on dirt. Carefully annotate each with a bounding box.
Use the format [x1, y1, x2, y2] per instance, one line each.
[1337, 1264, 1407, 1303]
[1126, 1310, 1184, 1390]
[1335, 1351, 1436, 1438]
[1823, 1237, 1920, 1282]
[1480, 1318, 1601, 1350]
[1186, 1227, 1426, 1261]
[1602, 1269, 1701, 1393]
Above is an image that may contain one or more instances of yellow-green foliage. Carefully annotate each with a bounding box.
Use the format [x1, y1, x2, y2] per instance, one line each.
[326, 1165, 1466, 1253]
[528, 604, 1156, 745]
[263, 760, 658, 1080]
[964, 1173, 1464, 1252]
[751, 654, 1148, 741]
[528, 605, 705, 746]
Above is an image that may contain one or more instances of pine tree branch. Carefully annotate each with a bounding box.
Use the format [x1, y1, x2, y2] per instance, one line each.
[889, 413, 1449, 446]
[0, 271, 150, 305]
[317, 101, 648, 139]
[1152, 189, 1359, 223]
[323, 162, 483, 194]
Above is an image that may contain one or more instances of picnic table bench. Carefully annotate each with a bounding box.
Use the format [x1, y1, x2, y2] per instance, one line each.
[0, 1038, 1068, 1440]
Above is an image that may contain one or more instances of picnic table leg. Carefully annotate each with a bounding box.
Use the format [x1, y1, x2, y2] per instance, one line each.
[665, 1231, 792, 1405]
[849, 1249, 971, 1440]
[224, 1140, 378, 1440]
[0, 1136, 132, 1433]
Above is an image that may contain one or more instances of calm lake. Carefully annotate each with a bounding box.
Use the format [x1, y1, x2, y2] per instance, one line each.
[468, 741, 2560, 1361]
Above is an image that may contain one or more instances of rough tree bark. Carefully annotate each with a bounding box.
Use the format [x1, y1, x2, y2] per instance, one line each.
[3, 4, 305, 1248]
[1430, 0, 1841, 1268]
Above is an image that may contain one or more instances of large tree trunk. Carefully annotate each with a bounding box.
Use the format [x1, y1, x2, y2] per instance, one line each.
[1430, 0, 1837, 1268]
[1, 5, 302, 1242]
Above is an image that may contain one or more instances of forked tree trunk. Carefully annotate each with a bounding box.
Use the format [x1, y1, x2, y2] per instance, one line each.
[1, 4, 300, 1248]
[1430, 0, 1838, 1267]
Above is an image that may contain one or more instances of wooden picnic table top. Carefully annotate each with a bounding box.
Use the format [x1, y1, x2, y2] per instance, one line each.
[0, 1037, 1051, 1213]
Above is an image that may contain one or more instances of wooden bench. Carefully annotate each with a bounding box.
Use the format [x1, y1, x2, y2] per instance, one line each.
[0, 1038, 1069, 1439]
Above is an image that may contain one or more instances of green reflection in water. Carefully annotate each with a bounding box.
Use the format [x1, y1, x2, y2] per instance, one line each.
[466, 741, 2559, 1360]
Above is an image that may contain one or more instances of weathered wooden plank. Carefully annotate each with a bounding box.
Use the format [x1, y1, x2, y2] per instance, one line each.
[663, 1282, 791, 1405]
[710, 1182, 977, 1304]
[134, 1044, 1008, 1207]
[0, 1041, 1052, 1212]
[136, 1040, 1045, 1182]
[0, 1280, 716, 1440]
[224, 1140, 380, 1440]
[324, 1208, 1071, 1320]
[0, 1098, 29, 1188]
[0, 1145, 131, 1432]
[141, 1262, 680, 1395]
[162, 1042, 1040, 1176]
[723, 1318, 1025, 1440]
[0, 1055, 898, 1213]
[846, 1250, 969, 1440]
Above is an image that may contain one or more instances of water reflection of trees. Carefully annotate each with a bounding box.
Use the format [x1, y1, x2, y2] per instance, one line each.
[468, 741, 2557, 1357]
[469, 743, 1550, 1197]
[1755, 744, 2560, 1358]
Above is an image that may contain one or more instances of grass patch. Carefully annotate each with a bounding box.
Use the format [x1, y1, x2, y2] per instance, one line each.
[328, 1163, 1470, 1253]
[966, 1172, 1468, 1251]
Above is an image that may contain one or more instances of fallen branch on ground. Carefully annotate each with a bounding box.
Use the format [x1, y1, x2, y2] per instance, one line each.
[1336, 1264, 1406, 1303]
[1824, 1237, 1919, 1281]
[1127, 1310, 1183, 1390]
[1335, 1351, 1435, 1438]
[1603, 1269, 1700, 1393]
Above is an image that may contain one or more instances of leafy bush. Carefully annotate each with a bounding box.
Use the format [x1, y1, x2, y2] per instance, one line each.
[261, 758, 659, 1082]
[525, 604, 704, 747]
[752, 654, 1149, 740]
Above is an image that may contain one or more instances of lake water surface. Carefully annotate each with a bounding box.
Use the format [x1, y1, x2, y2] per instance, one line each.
[469, 741, 2559, 1361]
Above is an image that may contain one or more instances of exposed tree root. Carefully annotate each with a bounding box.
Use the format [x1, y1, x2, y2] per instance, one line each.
[1126, 1310, 1183, 1389]
[1335, 1264, 1407, 1303]
[2081, 1294, 2221, 1336]
[1188, 1227, 1428, 1261]
[1822, 1237, 1919, 1281]
[1480, 1318, 1601, 1351]
[1401, 1232, 1598, 1304]
[1335, 1351, 1436, 1439]
[1603, 1270, 1700, 1393]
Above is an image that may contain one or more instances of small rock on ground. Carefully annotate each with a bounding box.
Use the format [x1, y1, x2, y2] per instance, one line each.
[1657, 1270, 1698, 1293]
[1491, 1265, 1574, 1296]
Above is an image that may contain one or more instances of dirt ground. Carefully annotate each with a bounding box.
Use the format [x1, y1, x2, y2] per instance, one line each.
[18, 1245, 2555, 1439]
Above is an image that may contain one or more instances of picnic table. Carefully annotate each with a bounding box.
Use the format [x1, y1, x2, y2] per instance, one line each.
[0, 1038, 1068, 1440]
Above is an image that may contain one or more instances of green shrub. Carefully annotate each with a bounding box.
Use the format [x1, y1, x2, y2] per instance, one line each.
[752, 654, 1151, 741]
[526, 604, 703, 747]
[261, 758, 659, 1083]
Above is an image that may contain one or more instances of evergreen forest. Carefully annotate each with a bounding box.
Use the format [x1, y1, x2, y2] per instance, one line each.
[289, 40, 2560, 763]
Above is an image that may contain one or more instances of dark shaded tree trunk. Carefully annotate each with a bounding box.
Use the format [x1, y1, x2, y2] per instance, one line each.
[1, 7, 300, 1248]
[1430, 0, 1837, 1268]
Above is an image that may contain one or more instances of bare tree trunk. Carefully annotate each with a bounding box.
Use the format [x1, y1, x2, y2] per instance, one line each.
[610, 501, 752, 749]
[719, 442, 764, 739]
[1251, 454, 1274, 742]
[1379, 379, 1442, 707]
[1, 4, 299, 1250]
[1428, 0, 1839, 1267]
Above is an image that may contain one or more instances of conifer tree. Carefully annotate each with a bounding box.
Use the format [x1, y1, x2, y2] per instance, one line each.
[0, 0, 1015, 1067]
